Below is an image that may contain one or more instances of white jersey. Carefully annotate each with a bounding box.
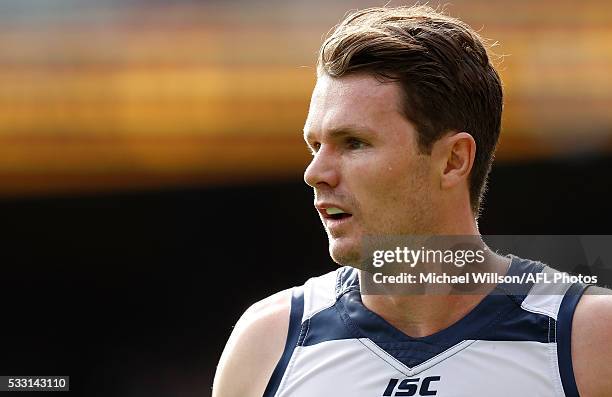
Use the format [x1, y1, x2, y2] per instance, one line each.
[263, 256, 588, 397]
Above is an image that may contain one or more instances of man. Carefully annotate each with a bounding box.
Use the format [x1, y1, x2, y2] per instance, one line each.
[213, 6, 612, 397]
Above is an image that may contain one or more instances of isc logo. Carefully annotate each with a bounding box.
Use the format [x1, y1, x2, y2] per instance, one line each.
[382, 376, 441, 396]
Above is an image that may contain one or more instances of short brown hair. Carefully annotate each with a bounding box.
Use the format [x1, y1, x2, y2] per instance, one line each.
[318, 5, 503, 216]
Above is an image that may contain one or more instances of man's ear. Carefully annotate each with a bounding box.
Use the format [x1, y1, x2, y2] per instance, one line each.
[432, 132, 476, 190]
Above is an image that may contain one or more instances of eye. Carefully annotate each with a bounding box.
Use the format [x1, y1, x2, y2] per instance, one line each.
[308, 141, 321, 155]
[345, 137, 367, 150]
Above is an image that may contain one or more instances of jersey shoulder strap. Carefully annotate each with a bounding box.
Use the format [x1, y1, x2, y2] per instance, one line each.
[263, 267, 342, 397]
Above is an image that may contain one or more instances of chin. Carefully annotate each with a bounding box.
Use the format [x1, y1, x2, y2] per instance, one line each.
[329, 238, 363, 267]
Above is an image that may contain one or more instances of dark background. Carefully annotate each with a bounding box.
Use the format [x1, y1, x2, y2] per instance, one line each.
[1, 1, 612, 396]
[1, 154, 610, 397]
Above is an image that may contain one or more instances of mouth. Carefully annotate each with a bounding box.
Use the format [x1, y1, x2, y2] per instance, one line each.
[316, 205, 353, 223]
[324, 207, 352, 220]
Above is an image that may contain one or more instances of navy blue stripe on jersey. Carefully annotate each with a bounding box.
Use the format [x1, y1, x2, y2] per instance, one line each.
[298, 304, 356, 346]
[336, 266, 360, 296]
[557, 283, 589, 397]
[495, 254, 546, 297]
[302, 289, 553, 367]
[263, 287, 304, 397]
[548, 319, 557, 343]
[301, 257, 554, 368]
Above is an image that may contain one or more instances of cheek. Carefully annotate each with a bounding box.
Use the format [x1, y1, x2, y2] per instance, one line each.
[349, 161, 414, 210]
[372, 159, 432, 208]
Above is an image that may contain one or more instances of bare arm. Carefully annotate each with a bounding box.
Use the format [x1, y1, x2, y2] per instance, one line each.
[212, 289, 291, 397]
[572, 287, 612, 397]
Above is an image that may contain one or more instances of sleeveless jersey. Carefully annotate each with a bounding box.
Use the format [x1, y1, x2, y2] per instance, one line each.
[263, 255, 588, 397]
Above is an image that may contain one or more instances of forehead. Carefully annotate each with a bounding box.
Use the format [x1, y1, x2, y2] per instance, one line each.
[303, 73, 406, 138]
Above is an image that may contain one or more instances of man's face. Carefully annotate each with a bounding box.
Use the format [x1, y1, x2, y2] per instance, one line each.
[303, 73, 439, 266]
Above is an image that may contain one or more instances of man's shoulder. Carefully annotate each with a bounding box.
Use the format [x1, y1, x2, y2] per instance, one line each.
[244, 288, 293, 324]
[212, 267, 344, 397]
[572, 286, 612, 397]
[212, 289, 292, 397]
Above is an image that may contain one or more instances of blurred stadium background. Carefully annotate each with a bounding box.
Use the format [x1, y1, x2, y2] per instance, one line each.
[0, 0, 610, 396]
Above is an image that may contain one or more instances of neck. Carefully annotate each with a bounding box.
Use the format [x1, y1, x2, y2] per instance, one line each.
[431, 197, 480, 236]
[359, 252, 511, 338]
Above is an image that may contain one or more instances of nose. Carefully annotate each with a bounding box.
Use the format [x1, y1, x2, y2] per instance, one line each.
[303, 147, 340, 189]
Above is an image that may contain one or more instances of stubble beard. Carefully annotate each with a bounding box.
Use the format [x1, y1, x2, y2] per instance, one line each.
[327, 191, 435, 269]
[325, 156, 436, 267]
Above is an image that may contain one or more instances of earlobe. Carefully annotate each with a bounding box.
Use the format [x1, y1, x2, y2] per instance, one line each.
[439, 132, 476, 190]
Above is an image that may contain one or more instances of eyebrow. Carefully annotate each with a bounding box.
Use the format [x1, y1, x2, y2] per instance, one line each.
[303, 125, 376, 141]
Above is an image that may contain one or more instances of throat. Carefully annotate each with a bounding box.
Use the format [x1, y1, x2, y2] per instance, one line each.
[360, 294, 485, 338]
[357, 254, 512, 338]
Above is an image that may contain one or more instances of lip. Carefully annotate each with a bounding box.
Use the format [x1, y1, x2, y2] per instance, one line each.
[315, 202, 352, 219]
[315, 202, 354, 231]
